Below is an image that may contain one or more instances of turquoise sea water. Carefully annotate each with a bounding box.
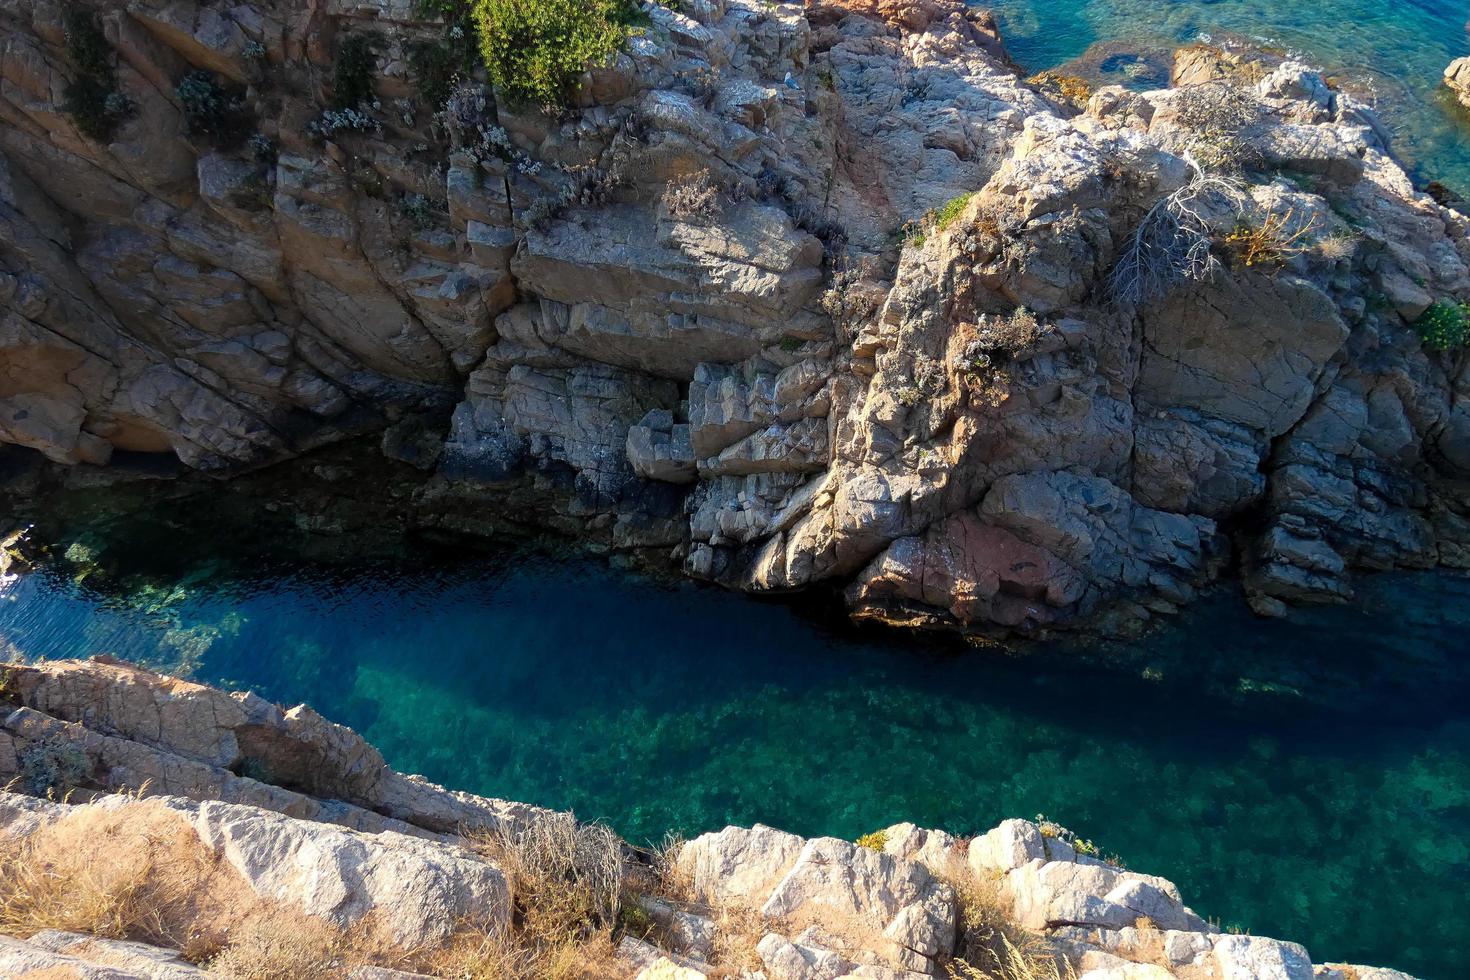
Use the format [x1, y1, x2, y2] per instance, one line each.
[980, 0, 1470, 194]
[1, 498, 1468, 977]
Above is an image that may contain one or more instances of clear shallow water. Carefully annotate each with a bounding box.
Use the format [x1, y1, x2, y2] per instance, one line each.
[980, 0, 1470, 194]
[1, 500, 1468, 977]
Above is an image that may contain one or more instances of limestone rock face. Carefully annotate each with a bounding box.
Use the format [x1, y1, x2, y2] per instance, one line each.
[1444, 57, 1470, 110]
[21, 931, 209, 979]
[0, 933, 177, 979]
[0, 658, 548, 838]
[188, 798, 510, 946]
[3, 0, 1469, 637]
[679, 827, 955, 975]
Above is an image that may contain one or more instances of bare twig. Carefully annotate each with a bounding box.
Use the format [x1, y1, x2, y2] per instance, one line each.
[1108, 156, 1244, 308]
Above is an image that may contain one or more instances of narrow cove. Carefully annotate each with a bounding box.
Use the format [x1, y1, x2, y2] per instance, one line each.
[1, 484, 1466, 977]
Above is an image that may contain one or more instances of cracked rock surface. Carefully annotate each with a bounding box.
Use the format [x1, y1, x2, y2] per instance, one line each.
[2, 0, 1468, 637]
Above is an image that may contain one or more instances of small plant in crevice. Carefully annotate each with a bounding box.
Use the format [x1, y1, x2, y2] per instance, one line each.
[333, 33, 382, 110]
[1222, 207, 1318, 269]
[855, 829, 889, 851]
[901, 191, 977, 247]
[955, 309, 1043, 407]
[1414, 300, 1470, 351]
[247, 132, 276, 163]
[397, 192, 445, 230]
[60, 6, 133, 142]
[1034, 814, 1121, 867]
[523, 160, 627, 230]
[410, 0, 481, 111]
[175, 70, 253, 146]
[18, 737, 91, 798]
[660, 169, 722, 221]
[306, 106, 382, 140]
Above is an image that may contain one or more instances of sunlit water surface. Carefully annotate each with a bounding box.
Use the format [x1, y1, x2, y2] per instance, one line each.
[0, 498, 1467, 978]
[980, 0, 1470, 194]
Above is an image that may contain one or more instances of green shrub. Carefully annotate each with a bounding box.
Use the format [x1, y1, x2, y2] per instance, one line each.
[333, 33, 382, 109]
[60, 6, 132, 141]
[855, 829, 888, 851]
[409, 0, 481, 109]
[1414, 300, 1470, 351]
[934, 192, 975, 231]
[175, 70, 251, 145]
[63, 6, 113, 78]
[19, 738, 90, 797]
[471, 0, 644, 109]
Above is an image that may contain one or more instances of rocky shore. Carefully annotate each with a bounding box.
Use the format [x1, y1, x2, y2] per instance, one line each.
[2, 0, 1468, 641]
[0, 657, 1422, 979]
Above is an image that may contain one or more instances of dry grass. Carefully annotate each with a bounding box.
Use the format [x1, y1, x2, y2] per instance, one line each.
[207, 917, 345, 980]
[1315, 230, 1358, 262]
[947, 934, 1078, 980]
[933, 842, 1075, 980]
[1223, 208, 1318, 267]
[0, 797, 422, 977]
[661, 169, 723, 222]
[0, 799, 223, 947]
[703, 902, 767, 978]
[442, 812, 625, 980]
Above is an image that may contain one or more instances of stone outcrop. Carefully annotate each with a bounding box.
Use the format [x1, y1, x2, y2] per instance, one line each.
[0, 657, 546, 838]
[0, 659, 1420, 980]
[1444, 57, 1470, 110]
[2, 0, 1469, 639]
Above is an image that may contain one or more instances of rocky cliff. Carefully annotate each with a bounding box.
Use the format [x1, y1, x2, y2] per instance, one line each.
[3, 0, 1470, 637]
[0, 658, 1423, 979]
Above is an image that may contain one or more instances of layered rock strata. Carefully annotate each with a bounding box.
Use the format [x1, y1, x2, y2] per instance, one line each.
[3, 0, 1469, 637]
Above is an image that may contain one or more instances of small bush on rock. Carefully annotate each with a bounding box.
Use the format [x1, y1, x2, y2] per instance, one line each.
[60, 6, 133, 142]
[333, 33, 382, 109]
[176, 70, 252, 146]
[661, 169, 722, 221]
[855, 829, 889, 851]
[471, 0, 644, 109]
[1109, 162, 1244, 307]
[1414, 300, 1470, 350]
[1222, 208, 1317, 268]
[1172, 82, 1264, 171]
[18, 738, 90, 797]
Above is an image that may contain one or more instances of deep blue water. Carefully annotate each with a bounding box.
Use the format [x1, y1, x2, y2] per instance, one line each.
[981, 0, 1470, 194]
[1, 501, 1468, 978]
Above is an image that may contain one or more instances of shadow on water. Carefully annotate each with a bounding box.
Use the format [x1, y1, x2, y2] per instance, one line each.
[2, 487, 1469, 976]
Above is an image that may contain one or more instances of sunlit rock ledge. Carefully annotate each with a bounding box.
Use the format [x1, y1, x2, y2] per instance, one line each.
[0, 657, 1421, 979]
[1, 0, 1468, 636]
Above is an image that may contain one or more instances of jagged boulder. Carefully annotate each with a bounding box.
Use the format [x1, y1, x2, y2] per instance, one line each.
[1444, 57, 1470, 110]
